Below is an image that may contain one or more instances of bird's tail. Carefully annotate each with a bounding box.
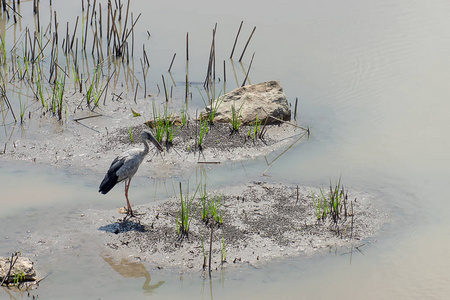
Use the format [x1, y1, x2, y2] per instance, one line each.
[99, 173, 118, 194]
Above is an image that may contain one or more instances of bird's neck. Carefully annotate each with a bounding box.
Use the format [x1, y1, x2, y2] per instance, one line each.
[141, 139, 150, 157]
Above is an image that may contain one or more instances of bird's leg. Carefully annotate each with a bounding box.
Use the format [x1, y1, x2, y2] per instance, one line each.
[124, 179, 134, 216]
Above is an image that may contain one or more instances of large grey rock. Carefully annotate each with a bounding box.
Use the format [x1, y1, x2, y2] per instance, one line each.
[0, 256, 36, 283]
[201, 81, 291, 125]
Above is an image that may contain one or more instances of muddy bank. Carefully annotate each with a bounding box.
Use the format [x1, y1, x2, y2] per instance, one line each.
[0, 91, 303, 178]
[85, 182, 385, 272]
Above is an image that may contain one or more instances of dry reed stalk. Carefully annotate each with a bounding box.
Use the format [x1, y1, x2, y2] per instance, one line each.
[94, 68, 115, 107]
[143, 44, 149, 67]
[107, 0, 110, 47]
[12, 0, 16, 23]
[186, 32, 189, 104]
[294, 97, 298, 121]
[65, 22, 69, 54]
[90, 0, 96, 25]
[0, 88, 17, 122]
[73, 114, 102, 122]
[120, 0, 130, 45]
[131, 13, 134, 56]
[118, 0, 122, 21]
[204, 26, 216, 89]
[186, 32, 189, 61]
[263, 130, 309, 175]
[230, 58, 239, 87]
[223, 60, 226, 82]
[230, 21, 243, 58]
[99, 3, 102, 38]
[140, 58, 146, 98]
[109, 9, 117, 51]
[117, 13, 141, 56]
[162, 74, 168, 102]
[241, 52, 254, 87]
[70, 16, 79, 51]
[239, 26, 256, 62]
[185, 74, 188, 104]
[168, 53, 176, 72]
[91, 31, 97, 55]
[5, 1, 23, 20]
[36, 4, 40, 32]
[84, 1, 89, 50]
[208, 223, 213, 278]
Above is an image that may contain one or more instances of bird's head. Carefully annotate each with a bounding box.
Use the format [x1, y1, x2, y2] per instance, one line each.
[141, 130, 164, 152]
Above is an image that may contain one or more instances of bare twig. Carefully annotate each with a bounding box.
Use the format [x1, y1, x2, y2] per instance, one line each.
[294, 97, 298, 121]
[162, 74, 168, 102]
[0, 252, 19, 286]
[168, 53, 176, 72]
[241, 52, 255, 87]
[239, 26, 256, 62]
[230, 21, 243, 59]
[208, 223, 214, 278]
[263, 130, 309, 175]
[73, 114, 103, 122]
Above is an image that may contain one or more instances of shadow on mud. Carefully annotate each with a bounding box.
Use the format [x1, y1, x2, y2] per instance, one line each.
[99, 219, 146, 234]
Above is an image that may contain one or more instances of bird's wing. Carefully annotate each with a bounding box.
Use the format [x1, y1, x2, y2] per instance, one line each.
[116, 151, 143, 181]
[99, 155, 126, 194]
[107, 155, 126, 176]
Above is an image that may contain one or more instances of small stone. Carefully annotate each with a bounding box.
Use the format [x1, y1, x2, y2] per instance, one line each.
[0, 256, 36, 283]
[117, 207, 128, 214]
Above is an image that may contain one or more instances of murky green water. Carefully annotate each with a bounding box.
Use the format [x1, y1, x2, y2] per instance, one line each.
[2, 0, 450, 298]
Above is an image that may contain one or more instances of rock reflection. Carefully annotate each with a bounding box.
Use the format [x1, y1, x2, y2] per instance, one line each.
[102, 255, 164, 295]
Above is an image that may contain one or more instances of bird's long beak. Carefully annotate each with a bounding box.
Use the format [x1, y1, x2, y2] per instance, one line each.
[148, 135, 164, 152]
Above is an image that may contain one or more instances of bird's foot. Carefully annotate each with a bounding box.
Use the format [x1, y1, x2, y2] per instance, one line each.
[118, 206, 144, 218]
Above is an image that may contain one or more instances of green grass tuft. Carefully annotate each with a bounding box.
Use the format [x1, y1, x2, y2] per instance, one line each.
[197, 117, 209, 150]
[230, 102, 244, 132]
[247, 113, 261, 140]
[311, 176, 348, 224]
[151, 100, 179, 146]
[177, 182, 201, 238]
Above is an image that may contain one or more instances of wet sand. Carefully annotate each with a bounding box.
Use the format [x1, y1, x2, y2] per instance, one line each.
[88, 182, 384, 272]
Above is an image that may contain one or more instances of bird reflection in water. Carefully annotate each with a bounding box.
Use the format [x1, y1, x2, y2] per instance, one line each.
[102, 254, 164, 295]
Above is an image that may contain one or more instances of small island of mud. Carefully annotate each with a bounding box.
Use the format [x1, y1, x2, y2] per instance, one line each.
[86, 180, 385, 272]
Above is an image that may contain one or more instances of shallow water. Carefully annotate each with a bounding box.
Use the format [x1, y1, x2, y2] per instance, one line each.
[2, 0, 450, 298]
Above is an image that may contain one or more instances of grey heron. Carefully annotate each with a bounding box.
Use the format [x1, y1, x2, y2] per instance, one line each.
[99, 130, 163, 216]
